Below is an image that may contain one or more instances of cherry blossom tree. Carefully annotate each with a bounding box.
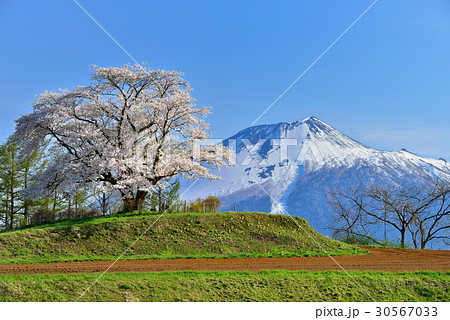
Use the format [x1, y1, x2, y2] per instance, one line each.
[12, 64, 232, 212]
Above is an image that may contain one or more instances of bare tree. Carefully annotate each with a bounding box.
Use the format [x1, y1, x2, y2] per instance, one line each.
[91, 186, 120, 216]
[408, 181, 450, 249]
[328, 180, 450, 249]
[363, 184, 421, 248]
[328, 186, 382, 245]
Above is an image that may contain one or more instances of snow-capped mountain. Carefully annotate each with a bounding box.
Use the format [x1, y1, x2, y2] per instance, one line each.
[182, 116, 450, 232]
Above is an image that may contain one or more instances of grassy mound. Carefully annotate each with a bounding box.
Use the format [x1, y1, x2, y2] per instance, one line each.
[0, 271, 448, 302]
[0, 211, 365, 264]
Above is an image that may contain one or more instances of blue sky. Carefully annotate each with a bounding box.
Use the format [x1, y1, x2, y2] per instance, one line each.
[1, 0, 450, 158]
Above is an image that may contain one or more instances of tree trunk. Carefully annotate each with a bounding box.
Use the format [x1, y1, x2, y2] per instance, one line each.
[53, 190, 57, 212]
[24, 169, 29, 226]
[9, 177, 14, 230]
[52, 190, 57, 221]
[400, 230, 406, 248]
[102, 192, 107, 215]
[123, 197, 136, 213]
[136, 190, 147, 213]
[122, 191, 148, 213]
[5, 193, 10, 230]
[158, 188, 163, 212]
[420, 227, 427, 250]
[121, 189, 135, 213]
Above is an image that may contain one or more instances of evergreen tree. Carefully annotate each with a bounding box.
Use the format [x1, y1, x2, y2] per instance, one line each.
[0, 143, 24, 229]
[147, 179, 181, 212]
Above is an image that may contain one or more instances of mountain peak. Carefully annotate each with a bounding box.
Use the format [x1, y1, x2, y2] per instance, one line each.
[183, 116, 450, 233]
[303, 115, 320, 122]
[296, 116, 324, 127]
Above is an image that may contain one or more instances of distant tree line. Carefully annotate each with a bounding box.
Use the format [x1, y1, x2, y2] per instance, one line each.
[328, 179, 450, 249]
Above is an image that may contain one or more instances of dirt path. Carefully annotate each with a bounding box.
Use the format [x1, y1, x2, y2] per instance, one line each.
[0, 247, 449, 275]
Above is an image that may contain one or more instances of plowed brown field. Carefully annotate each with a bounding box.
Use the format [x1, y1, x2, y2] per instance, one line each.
[0, 247, 449, 275]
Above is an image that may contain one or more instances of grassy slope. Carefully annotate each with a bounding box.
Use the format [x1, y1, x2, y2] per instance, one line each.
[0, 211, 365, 264]
[0, 270, 448, 302]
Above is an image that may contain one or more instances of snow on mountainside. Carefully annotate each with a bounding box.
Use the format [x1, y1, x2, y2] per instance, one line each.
[181, 116, 450, 232]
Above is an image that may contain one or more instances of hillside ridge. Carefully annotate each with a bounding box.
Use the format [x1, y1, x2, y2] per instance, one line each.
[0, 211, 364, 264]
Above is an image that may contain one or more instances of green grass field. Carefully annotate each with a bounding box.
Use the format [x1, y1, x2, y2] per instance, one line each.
[0, 212, 447, 303]
[0, 270, 448, 302]
[0, 212, 365, 264]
